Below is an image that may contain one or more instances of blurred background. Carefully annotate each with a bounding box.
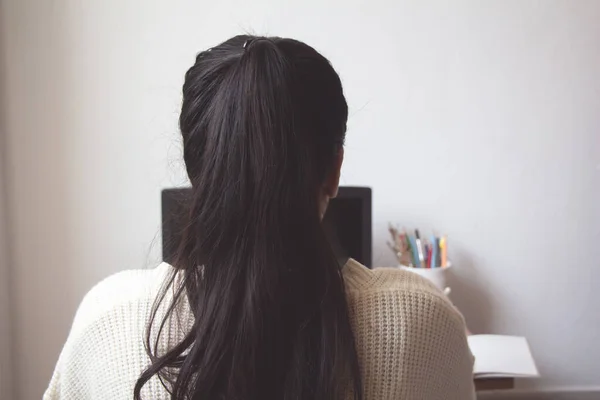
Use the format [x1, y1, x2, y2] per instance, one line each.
[0, 0, 599, 399]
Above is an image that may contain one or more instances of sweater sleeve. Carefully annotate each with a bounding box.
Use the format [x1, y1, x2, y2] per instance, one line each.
[43, 288, 101, 400]
[349, 287, 475, 399]
[43, 340, 90, 400]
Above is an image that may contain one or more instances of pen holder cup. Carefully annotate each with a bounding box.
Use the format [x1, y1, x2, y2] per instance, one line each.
[400, 264, 452, 296]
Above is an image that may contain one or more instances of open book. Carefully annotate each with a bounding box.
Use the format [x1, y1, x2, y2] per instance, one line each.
[468, 335, 539, 379]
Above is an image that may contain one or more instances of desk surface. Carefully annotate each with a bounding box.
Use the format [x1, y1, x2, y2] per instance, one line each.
[474, 377, 515, 391]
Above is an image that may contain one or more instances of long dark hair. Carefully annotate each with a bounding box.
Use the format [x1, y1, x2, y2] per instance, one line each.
[134, 35, 362, 400]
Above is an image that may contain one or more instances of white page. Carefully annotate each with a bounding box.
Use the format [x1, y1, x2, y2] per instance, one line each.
[468, 335, 539, 378]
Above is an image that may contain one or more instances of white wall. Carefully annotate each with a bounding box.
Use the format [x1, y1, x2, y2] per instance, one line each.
[1, 0, 599, 398]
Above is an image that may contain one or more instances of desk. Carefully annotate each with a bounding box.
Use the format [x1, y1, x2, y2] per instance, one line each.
[475, 377, 515, 392]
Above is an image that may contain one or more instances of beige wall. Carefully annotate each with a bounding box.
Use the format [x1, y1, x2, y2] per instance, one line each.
[0, 133, 12, 400]
[2, 0, 600, 399]
[0, 1, 13, 398]
[0, 133, 13, 396]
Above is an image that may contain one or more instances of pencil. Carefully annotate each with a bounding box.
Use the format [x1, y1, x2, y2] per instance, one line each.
[440, 236, 447, 268]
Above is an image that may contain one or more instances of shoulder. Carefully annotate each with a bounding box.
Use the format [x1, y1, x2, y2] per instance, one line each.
[44, 264, 174, 399]
[343, 258, 446, 298]
[69, 263, 172, 337]
[343, 259, 465, 326]
[344, 260, 475, 398]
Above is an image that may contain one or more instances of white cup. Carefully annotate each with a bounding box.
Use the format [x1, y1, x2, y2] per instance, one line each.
[400, 264, 452, 296]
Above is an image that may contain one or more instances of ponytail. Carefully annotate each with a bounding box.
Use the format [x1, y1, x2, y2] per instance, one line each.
[135, 35, 362, 400]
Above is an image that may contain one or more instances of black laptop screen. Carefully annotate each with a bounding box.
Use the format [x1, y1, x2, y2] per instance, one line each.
[161, 186, 372, 267]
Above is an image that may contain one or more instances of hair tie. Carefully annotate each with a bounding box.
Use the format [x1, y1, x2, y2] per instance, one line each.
[243, 38, 269, 50]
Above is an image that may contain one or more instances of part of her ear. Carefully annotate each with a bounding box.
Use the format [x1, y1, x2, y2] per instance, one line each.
[319, 195, 330, 220]
[325, 148, 344, 198]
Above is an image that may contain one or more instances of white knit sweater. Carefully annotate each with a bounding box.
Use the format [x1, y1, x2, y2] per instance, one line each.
[44, 259, 475, 399]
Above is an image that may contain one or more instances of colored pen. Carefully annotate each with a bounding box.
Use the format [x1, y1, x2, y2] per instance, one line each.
[415, 229, 425, 268]
[435, 237, 441, 267]
[427, 245, 433, 268]
[408, 234, 419, 267]
[430, 235, 438, 268]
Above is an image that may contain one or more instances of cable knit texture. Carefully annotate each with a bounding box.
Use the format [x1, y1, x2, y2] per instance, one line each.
[44, 259, 475, 399]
